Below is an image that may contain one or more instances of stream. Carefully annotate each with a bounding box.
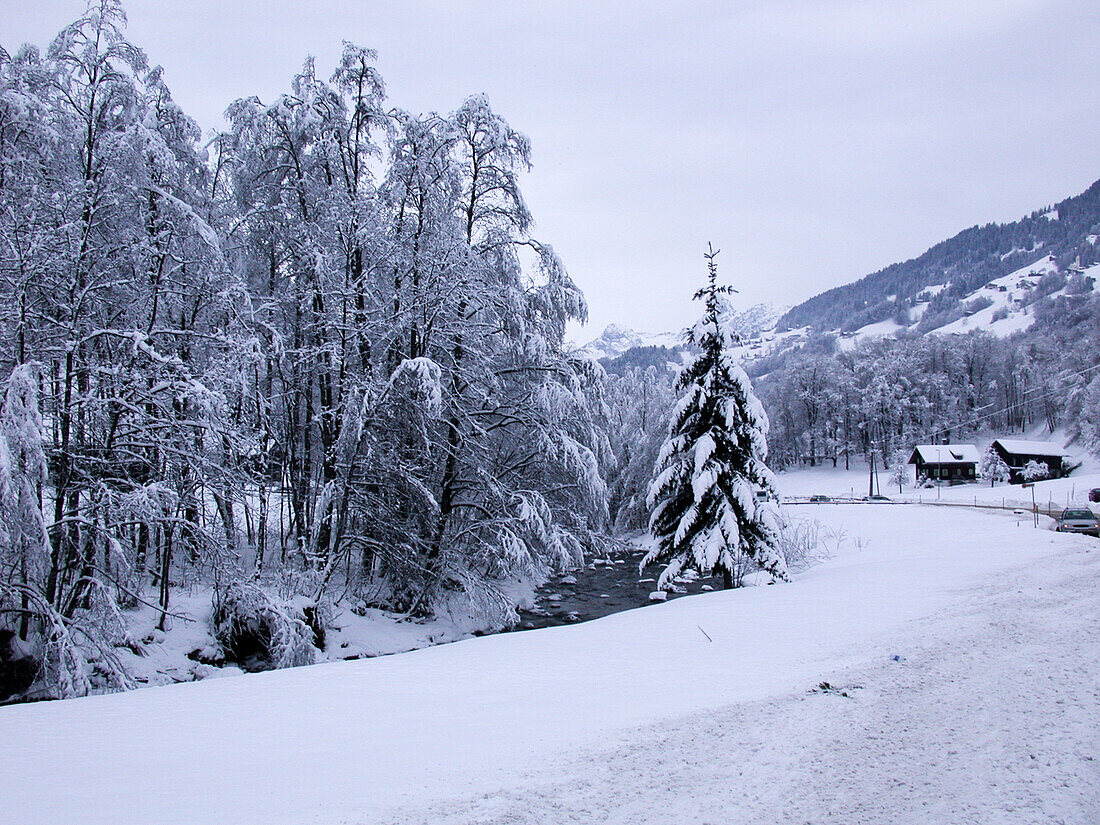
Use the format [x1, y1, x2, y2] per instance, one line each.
[512, 543, 730, 631]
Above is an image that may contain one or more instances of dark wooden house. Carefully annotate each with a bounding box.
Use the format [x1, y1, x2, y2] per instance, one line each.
[909, 444, 979, 484]
[990, 439, 1067, 483]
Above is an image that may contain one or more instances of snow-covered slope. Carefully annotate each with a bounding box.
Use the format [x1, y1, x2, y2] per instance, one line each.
[3, 504, 1097, 824]
[837, 318, 906, 350]
[838, 254, 1096, 347]
[933, 255, 1062, 337]
[722, 301, 788, 341]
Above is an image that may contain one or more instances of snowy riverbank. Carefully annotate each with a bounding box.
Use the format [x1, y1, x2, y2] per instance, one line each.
[1, 502, 1096, 824]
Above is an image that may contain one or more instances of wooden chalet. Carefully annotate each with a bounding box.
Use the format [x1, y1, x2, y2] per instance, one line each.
[990, 439, 1067, 483]
[908, 444, 979, 484]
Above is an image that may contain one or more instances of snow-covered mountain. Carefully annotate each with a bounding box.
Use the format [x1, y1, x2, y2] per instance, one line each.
[722, 301, 788, 342]
[587, 243, 1097, 370]
[585, 179, 1100, 368]
[576, 324, 684, 360]
[778, 176, 1100, 334]
[579, 303, 788, 362]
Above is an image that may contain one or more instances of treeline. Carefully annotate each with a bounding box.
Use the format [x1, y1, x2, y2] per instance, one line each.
[778, 179, 1100, 333]
[0, 2, 608, 696]
[601, 345, 683, 377]
[755, 292, 1100, 469]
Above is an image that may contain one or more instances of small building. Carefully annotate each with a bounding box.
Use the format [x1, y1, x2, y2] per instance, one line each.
[909, 444, 979, 484]
[990, 439, 1067, 483]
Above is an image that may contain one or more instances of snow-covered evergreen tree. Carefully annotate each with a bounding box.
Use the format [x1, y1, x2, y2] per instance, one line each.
[643, 245, 787, 590]
[978, 446, 1011, 487]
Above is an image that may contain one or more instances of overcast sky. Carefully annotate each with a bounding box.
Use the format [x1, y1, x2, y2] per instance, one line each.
[6, 1, 1100, 338]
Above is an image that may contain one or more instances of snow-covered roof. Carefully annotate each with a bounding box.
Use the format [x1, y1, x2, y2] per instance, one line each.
[992, 439, 1067, 457]
[910, 444, 980, 464]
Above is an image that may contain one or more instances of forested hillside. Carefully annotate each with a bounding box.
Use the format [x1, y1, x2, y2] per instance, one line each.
[779, 179, 1100, 333]
[755, 292, 1100, 469]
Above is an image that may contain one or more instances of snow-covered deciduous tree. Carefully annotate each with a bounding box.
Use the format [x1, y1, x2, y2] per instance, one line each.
[605, 365, 676, 532]
[644, 246, 787, 590]
[0, 363, 133, 699]
[1023, 460, 1049, 482]
[0, 3, 610, 695]
[978, 446, 1011, 487]
[888, 448, 910, 493]
[0, 365, 50, 637]
[1077, 375, 1100, 460]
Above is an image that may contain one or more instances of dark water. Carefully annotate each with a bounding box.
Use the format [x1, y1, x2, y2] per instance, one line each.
[512, 545, 729, 631]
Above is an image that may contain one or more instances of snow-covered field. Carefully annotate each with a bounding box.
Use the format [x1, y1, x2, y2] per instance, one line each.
[2, 502, 1097, 824]
[777, 461, 1100, 512]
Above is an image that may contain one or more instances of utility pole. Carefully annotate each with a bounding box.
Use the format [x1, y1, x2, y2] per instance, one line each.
[1024, 482, 1037, 527]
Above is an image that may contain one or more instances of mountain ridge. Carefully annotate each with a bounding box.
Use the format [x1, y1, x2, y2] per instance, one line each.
[778, 177, 1100, 333]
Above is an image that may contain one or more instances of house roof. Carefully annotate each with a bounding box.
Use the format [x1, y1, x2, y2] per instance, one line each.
[909, 444, 980, 464]
[992, 439, 1067, 458]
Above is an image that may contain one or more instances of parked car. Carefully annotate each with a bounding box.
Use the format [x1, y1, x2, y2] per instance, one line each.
[1089, 488, 1100, 503]
[1055, 508, 1099, 537]
[863, 494, 892, 502]
[809, 495, 831, 503]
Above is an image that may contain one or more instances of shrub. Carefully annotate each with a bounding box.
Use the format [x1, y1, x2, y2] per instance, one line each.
[212, 583, 323, 671]
[964, 295, 993, 314]
[773, 514, 840, 572]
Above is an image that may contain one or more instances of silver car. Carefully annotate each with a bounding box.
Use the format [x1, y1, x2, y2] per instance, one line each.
[1055, 508, 1099, 536]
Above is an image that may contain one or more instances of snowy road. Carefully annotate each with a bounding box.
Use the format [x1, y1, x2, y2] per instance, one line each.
[1, 505, 1097, 824]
